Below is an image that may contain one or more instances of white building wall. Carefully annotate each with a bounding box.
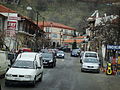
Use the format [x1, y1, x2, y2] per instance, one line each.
[44, 27, 75, 46]
[0, 12, 18, 51]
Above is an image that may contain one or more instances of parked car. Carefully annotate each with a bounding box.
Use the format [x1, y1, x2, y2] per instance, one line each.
[56, 51, 65, 58]
[71, 49, 80, 57]
[42, 52, 56, 68]
[0, 51, 10, 76]
[81, 51, 99, 63]
[5, 52, 43, 86]
[81, 57, 100, 73]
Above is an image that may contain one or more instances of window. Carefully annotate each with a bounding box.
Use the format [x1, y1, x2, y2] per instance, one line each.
[46, 27, 50, 32]
[52, 33, 57, 38]
[63, 35, 67, 38]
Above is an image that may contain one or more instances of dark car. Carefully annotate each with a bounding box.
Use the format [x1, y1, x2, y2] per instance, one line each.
[42, 53, 56, 68]
[71, 49, 80, 57]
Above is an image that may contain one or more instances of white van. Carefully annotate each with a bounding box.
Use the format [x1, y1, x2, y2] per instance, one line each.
[0, 51, 10, 76]
[5, 52, 43, 86]
[81, 51, 99, 63]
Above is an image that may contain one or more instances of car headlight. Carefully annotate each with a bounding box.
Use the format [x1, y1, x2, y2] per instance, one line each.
[5, 74, 12, 77]
[61, 54, 64, 56]
[82, 64, 87, 68]
[24, 75, 32, 78]
[49, 59, 53, 62]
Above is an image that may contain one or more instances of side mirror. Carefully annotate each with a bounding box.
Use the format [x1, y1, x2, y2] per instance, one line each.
[80, 60, 82, 63]
[8, 64, 11, 67]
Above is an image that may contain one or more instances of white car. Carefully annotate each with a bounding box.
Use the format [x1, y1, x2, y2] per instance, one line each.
[81, 57, 100, 73]
[56, 51, 65, 58]
[5, 52, 43, 86]
[81, 51, 99, 62]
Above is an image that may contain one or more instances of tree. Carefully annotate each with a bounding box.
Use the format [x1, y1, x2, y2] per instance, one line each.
[72, 30, 77, 49]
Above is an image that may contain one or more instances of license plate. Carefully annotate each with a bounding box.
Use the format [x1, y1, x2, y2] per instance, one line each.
[14, 78, 20, 80]
[43, 62, 47, 64]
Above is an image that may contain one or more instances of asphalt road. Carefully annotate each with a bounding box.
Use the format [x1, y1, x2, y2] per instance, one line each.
[1, 53, 120, 90]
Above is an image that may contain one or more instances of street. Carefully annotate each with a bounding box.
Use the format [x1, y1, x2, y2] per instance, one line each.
[1, 53, 120, 90]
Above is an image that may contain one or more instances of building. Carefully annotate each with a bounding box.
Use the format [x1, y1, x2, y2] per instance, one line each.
[0, 5, 45, 51]
[38, 21, 76, 47]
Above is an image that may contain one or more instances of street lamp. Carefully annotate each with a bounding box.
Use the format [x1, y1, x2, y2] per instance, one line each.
[26, 6, 39, 51]
[60, 29, 63, 46]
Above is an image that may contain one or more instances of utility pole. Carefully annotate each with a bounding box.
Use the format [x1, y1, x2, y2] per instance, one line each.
[35, 11, 39, 51]
[60, 30, 63, 46]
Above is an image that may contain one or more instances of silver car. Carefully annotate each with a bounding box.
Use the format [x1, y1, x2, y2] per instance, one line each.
[56, 51, 65, 59]
[81, 57, 100, 73]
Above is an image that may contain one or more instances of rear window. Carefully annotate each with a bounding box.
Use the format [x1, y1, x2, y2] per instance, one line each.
[42, 53, 53, 58]
[85, 53, 97, 58]
[84, 58, 99, 63]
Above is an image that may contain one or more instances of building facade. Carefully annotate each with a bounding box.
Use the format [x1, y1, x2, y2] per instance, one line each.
[38, 21, 76, 47]
[0, 5, 45, 51]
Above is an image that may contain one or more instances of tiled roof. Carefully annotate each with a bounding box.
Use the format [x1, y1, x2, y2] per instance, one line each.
[0, 5, 16, 13]
[38, 21, 76, 30]
[63, 39, 84, 43]
[74, 36, 86, 39]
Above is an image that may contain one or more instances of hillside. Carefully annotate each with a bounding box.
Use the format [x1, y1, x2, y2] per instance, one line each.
[0, 0, 116, 33]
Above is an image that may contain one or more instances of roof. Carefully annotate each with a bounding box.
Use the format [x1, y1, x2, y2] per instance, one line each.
[63, 39, 84, 43]
[74, 36, 86, 39]
[0, 5, 16, 13]
[17, 52, 40, 61]
[38, 21, 76, 30]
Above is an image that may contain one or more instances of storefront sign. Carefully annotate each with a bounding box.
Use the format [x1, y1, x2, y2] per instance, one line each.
[107, 45, 120, 50]
[7, 21, 17, 30]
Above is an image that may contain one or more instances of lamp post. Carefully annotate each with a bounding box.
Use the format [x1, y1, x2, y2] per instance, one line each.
[60, 29, 63, 46]
[26, 6, 46, 51]
[26, 6, 39, 51]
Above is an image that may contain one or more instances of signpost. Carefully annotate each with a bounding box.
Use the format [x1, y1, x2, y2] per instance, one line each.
[107, 45, 120, 75]
[107, 45, 120, 50]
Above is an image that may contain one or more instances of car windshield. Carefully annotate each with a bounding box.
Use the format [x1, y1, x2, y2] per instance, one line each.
[72, 49, 79, 52]
[85, 53, 97, 58]
[12, 60, 34, 69]
[58, 51, 63, 54]
[84, 58, 99, 63]
[42, 53, 53, 58]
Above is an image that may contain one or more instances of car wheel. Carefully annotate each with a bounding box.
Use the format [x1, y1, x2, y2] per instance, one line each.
[39, 72, 43, 82]
[55, 62, 56, 67]
[32, 77, 36, 87]
[81, 68, 84, 72]
[5, 80, 10, 87]
[51, 63, 54, 68]
[97, 69, 100, 73]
